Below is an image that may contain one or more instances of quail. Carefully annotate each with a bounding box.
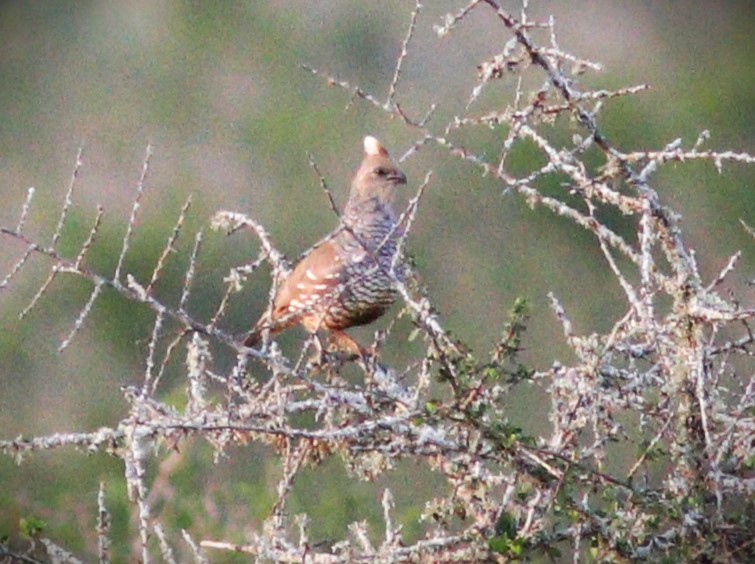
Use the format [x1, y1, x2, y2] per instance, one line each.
[245, 136, 408, 353]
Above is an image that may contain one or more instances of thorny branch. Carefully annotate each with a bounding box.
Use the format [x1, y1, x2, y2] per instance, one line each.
[1, 1, 754, 562]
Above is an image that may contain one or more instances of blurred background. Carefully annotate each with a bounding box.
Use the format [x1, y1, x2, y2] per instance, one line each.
[1, 0, 753, 559]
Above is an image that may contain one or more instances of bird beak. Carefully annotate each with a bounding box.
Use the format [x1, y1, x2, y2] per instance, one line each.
[388, 170, 407, 185]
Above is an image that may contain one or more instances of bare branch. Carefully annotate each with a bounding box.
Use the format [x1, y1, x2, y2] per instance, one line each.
[114, 144, 153, 282]
[386, 0, 422, 107]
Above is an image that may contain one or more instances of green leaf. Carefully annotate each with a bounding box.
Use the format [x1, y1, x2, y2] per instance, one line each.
[19, 516, 47, 539]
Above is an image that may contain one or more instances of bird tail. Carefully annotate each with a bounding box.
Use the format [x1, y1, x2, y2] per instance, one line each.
[244, 312, 270, 347]
[244, 330, 262, 348]
[244, 311, 287, 347]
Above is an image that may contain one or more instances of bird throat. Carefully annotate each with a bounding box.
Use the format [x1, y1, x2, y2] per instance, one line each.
[341, 200, 398, 254]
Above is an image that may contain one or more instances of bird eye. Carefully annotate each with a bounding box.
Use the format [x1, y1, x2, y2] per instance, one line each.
[374, 167, 388, 177]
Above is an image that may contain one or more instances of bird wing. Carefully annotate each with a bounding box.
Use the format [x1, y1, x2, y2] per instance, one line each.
[248, 240, 346, 346]
[271, 240, 346, 320]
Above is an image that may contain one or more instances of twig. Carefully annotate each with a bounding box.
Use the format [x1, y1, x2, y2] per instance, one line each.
[114, 144, 153, 282]
[386, 0, 422, 107]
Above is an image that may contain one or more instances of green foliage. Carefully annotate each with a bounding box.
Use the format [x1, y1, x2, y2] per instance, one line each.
[19, 516, 46, 540]
[489, 511, 526, 556]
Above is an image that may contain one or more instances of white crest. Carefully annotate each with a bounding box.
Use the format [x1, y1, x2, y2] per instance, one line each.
[363, 135, 388, 156]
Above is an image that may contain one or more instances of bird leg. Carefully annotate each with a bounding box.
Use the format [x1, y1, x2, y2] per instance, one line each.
[327, 330, 367, 360]
[327, 331, 388, 372]
[302, 333, 329, 372]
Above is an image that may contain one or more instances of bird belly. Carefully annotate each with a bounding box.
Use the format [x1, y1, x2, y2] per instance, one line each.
[298, 284, 396, 332]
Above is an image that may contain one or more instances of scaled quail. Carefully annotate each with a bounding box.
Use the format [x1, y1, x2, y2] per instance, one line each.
[245, 136, 408, 352]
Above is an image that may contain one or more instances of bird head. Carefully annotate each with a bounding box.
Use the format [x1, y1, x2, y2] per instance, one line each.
[348, 136, 407, 210]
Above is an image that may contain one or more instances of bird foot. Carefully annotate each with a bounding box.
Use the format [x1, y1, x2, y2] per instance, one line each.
[327, 331, 381, 365]
[301, 334, 353, 372]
